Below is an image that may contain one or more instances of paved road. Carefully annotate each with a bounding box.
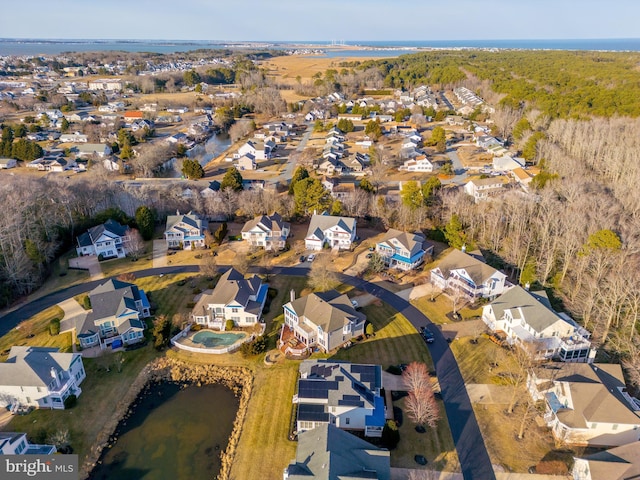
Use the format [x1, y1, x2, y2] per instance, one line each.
[444, 148, 469, 185]
[0, 264, 495, 480]
[272, 122, 312, 186]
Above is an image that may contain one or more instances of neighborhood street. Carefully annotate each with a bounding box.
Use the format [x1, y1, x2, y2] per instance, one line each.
[0, 264, 495, 480]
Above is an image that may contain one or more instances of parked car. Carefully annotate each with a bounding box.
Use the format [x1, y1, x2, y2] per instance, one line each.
[299, 255, 306, 263]
[420, 326, 435, 343]
[307, 254, 316, 262]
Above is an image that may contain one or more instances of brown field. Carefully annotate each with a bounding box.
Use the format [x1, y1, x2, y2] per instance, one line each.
[264, 55, 377, 85]
[457, 146, 493, 168]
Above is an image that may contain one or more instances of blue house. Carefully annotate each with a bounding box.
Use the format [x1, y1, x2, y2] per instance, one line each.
[375, 229, 433, 271]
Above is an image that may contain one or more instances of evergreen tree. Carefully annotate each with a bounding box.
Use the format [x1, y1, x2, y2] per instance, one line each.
[221, 167, 244, 191]
[364, 119, 382, 139]
[421, 176, 442, 200]
[288, 166, 309, 194]
[400, 181, 423, 210]
[444, 214, 466, 249]
[60, 118, 69, 133]
[358, 177, 375, 193]
[293, 177, 331, 215]
[135, 206, 155, 241]
[181, 159, 204, 180]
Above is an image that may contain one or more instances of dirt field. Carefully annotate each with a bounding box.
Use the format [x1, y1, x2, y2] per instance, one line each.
[457, 146, 493, 169]
[264, 55, 377, 85]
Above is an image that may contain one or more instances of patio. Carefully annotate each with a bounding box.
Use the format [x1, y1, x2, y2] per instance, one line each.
[278, 325, 309, 358]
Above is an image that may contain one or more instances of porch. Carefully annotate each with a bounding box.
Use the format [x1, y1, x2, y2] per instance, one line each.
[278, 325, 309, 358]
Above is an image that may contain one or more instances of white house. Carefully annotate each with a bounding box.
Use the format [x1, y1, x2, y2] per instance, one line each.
[375, 229, 433, 271]
[0, 432, 56, 455]
[294, 360, 385, 437]
[236, 154, 256, 171]
[241, 213, 290, 251]
[0, 158, 18, 169]
[430, 248, 508, 300]
[164, 211, 207, 250]
[305, 214, 356, 251]
[87, 79, 123, 91]
[237, 140, 274, 161]
[528, 363, 640, 447]
[76, 219, 130, 259]
[0, 347, 85, 411]
[483, 286, 593, 362]
[464, 177, 507, 202]
[399, 155, 433, 173]
[74, 279, 151, 350]
[75, 143, 112, 159]
[282, 290, 366, 354]
[190, 268, 268, 330]
[60, 132, 88, 143]
[572, 441, 640, 480]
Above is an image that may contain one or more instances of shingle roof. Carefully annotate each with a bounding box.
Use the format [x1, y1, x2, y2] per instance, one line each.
[0, 347, 80, 388]
[489, 286, 565, 333]
[80, 219, 128, 246]
[81, 279, 144, 336]
[577, 441, 640, 480]
[434, 249, 499, 286]
[377, 229, 425, 258]
[200, 268, 262, 308]
[286, 424, 390, 480]
[165, 211, 204, 232]
[306, 214, 356, 242]
[288, 291, 365, 333]
[241, 213, 289, 234]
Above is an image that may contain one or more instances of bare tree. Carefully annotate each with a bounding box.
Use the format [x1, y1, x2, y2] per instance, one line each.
[123, 228, 146, 259]
[200, 254, 218, 279]
[234, 254, 250, 275]
[229, 119, 255, 142]
[492, 105, 521, 140]
[402, 362, 439, 429]
[308, 253, 339, 291]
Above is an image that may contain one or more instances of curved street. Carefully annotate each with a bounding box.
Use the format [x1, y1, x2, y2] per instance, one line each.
[0, 264, 495, 480]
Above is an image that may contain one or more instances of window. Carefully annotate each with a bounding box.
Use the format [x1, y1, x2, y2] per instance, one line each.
[232, 308, 239, 313]
[345, 418, 350, 425]
[612, 424, 618, 431]
[591, 423, 598, 429]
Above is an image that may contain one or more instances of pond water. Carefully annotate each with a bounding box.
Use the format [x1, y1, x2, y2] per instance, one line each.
[192, 330, 245, 348]
[90, 382, 238, 480]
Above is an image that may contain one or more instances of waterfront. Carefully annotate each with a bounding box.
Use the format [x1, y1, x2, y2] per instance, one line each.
[89, 382, 238, 480]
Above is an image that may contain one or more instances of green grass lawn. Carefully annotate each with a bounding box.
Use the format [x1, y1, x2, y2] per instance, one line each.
[449, 336, 518, 384]
[411, 295, 455, 325]
[0, 305, 70, 361]
[4, 345, 159, 463]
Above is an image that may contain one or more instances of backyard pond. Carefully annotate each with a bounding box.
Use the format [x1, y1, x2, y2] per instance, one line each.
[90, 382, 238, 480]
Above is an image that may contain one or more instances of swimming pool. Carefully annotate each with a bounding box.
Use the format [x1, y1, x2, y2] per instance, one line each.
[192, 330, 246, 348]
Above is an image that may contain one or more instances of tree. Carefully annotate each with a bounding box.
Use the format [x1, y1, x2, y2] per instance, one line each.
[183, 69, 201, 86]
[444, 214, 466, 249]
[512, 117, 531, 141]
[308, 254, 339, 291]
[364, 119, 382, 140]
[200, 254, 218, 279]
[337, 118, 355, 133]
[135, 206, 155, 241]
[119, 143, 133, 160]
[47, 428, 70, 452]
[225, 319, 235, 331]
[365, 323, 375, 337]
[381, 420, 400, 449]
[221, 167, 244, 192]
[11, 139, 43, 161]
[429, 126, 446, 146]
[368, 252, 386, 273]
[60, 118, 69, 133]
[293, 177, 331, 215]
[522, 131, 545, 162]
[421, 176, 442, 200]
[402, 362, 439, 429]
[214, 222, 228, 244]
[123, 228, 146, 260]
[152, 314, 171, 350]
[181, 158, 204, 180]
[400, 181, 423, 210]
[358, 177, 375, 193]
[519, 259, 536, 287]
[288, 166, 310, 194]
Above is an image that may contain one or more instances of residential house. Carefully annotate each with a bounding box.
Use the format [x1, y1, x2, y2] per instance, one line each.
[284, 424, 390, 480]
[236, 154, 256, 171]
[27, 156, 74, 172]
[237, 140, 274, 160]
[164, 211, 207, 250]
[123, 111, 144, 121]
[476, 135, 502, 149]
[87, 79, 123, 91]
[0, 347, 85, 411]
[322, 177, 356, 200]
[445, 115, 465, 126]
[200, 181, 220, 197]
[75, 143, 112, 159]
[430, 248, 508, 300]
[512, 167, 534, 190]
[190, 268, 268, 330]
[76, 219, 130, 259]
[493, 155, 524, 172]
[305, 214, 356, 251]
[375, 229, 433, 271]
[76, 279, 151, 350]
[528, 363, 640, 447]
[0, 158, 17, 169]
[399, 155, 433, 172]
[60, 132, 88, 143]
[241, 213, 290, 251]
[483, 286, 593, 362]
[282, 291, 366, 353]
[0, 432, 56, 455]
[572, 441, 640, 480]
[293, 360, 385, 437]
[464, 177, 507, 202]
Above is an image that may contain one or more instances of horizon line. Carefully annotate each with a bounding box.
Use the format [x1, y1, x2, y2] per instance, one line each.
[1, 37, 639, 42]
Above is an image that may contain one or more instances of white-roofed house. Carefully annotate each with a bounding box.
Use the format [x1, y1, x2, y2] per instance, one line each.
[399, 155, 433, 172]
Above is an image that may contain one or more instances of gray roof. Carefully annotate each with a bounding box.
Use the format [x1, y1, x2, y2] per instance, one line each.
[489, 286, 565, 333]
[77, 219, 127, 247]
[286, 424, 390, 480]
[577, 441, 640, 480]
[80, 279, 145, 337]
[287, 291, 365, 334]
[241, 213, 289, 234]
[199, 268, 262, 308]
[165, 211, 205, 233]
[0, 347, 80, 388]
[306, 214, 356, 243]
[377, 228, 426, 257]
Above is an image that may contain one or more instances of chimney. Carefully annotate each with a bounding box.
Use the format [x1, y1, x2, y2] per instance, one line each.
[290, 289, 296, 302]
[50, 367, 60, 388]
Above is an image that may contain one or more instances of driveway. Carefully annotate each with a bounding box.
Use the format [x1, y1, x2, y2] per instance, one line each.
[343, 250, 371, 276]
[69, 255, 103, 280]
[0, 264, 496, 480]
[152, 240, 168, 268]
[58, 298, 87, 352]
[382, 371, 409, 391]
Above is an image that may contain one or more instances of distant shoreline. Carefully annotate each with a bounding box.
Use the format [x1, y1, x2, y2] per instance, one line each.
[1, 38, 640, 56]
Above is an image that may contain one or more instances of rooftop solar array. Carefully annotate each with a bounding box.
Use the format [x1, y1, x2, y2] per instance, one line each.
[298, 404, 329, 422]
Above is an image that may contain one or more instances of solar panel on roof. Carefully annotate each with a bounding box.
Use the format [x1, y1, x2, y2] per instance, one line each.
[338, 395, 364, 407]
[297, 404, 329, 422]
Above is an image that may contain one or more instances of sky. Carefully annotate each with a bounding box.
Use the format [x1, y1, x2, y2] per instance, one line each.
[1, 0, 639, 41]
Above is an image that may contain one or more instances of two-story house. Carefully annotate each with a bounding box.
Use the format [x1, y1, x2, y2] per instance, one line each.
[237, 140, 275, 160]
[305, 214, 356, 251]
[191, 268, 268, 330]
[0, 347, 85, 411]
[375, 229, 433, 271]
[399, 155, 433, 172]
[430, 248, 508, 300]
[164, 211, 207, 250]
[76, 219, 130, 259]
[293, 360, 386, 438]
[572, 441, 640, 480]
[282, 290, 366, 353]
[0, 432, 56, 455]
[241, 213, 290, 251]
[463, 177, 507, 203]
[528, 363, 640, 447]
[76, 279, 151, 350]
[483, 286, 593, 362]
[283, 424, 390, 480]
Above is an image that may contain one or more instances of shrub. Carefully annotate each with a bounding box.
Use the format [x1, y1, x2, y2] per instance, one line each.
[535, 460, 568, 475]
[365, 323, 375, 337]
[386, 365, 402, 375]
[225, 320, 235, 331]
[267, 287, 278, 300]
[190, 324, 202, 332]
[382, 420, 400, 449]
[98, 253, 105, 261]
[81, 295, 91, 310]
[186, 302, 196, 308]
[49, 318, 60, 336]
[240, 335, 267, 357]
[63, 394, 77, 409]
[192, 287, 202, 295]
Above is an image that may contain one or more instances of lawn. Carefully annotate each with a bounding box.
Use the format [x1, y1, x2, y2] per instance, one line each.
[135, 272, 202, 320]
[4, 345, 159, 464]
[449, 336, 518, 384]
[0, 305, 70, 361]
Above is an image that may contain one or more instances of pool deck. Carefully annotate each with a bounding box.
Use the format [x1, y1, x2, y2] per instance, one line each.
[171, 326, 264, 354]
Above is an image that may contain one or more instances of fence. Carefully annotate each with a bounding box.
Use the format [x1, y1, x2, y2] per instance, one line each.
[170, 323, 265, 355]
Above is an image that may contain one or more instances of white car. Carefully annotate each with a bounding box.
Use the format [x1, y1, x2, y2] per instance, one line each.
[307, 254, 316, 262]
